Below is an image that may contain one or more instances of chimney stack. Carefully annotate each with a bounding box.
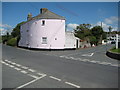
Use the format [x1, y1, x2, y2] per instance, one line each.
[40, 8, 48, 14]
[27, 13, 32, 20]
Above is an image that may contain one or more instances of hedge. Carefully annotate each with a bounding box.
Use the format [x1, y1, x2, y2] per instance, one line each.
[7, 38, 17, 46]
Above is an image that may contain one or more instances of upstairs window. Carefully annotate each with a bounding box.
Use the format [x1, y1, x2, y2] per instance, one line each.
[42, 20, 45, 26]
[42, 37, 47, 44]
[26, 30, 29, 32]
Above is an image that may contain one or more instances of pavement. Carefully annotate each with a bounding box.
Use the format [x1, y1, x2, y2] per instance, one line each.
[1, 44, 119, 89]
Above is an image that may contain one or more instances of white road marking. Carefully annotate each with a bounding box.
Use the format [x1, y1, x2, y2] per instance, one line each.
[60, 56, 118, 67]
[65, 57, 70, 59]
[20, 70, 28, 74]
[14, 67, 21, 71]
[4, 63, 9, 66]
[65, 82, 80, 88]
[2, 61, 5, 63]
[105, 62, 112, 65]
[49, 76, 61, 81]
[89, 60, 97, 63]
[5, 60, 12, 63]
[37, 73, 46, 76]
[28, 69, 36, 72]
[28, 74, 39, 79]
[2, 61, 6, 64]
[59, 56, 65, 58]
[15, 75, 46, 89]
[8, 64, 14, 68]
[82, 59, 90, 62]
[4, 60, 8, 62]
[98, 62, 108, 65]
[98, 62, 111, 65]
[90, 53, 94, 56]
[82, 53, 94, 57]
[69, 57, 74, 59]
[21, 66, 28, 69]
[94, 61, 100, 63]
[15, 64, 21, 67]
[11, 62, 16, 65]
[111, 64, 118, 67]
[9, 65, 14, 68]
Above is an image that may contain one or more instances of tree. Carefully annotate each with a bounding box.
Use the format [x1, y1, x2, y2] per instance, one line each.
[75, 23, 91, 31]
[74, 24, 92, 40]
[90, 26, 104, 45]
[89, 36, 97, 46]
[102, 32, 107, 40]
[108, 26, 112, 33]
[11, 21, 25, 46]
[11, 21, 25, 38]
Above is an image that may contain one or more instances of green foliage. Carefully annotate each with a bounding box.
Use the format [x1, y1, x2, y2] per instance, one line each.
[7, 38, 17, 46]
[75, 24, 106, 45]
[0, 36, 2, 43]
[76, 24, 91, 31]
[89, 36, 97, 45]
[11, 21, 25, 38]
[90, 26, 103, 37]
[74, 24, 92, 40]
[102, 32, 107, 40]
[2, 35, 13, 44]
[2, 21, 25, 46]
[110, 47, 120, 53]
[108, 26, 112, 32]
[90, 26, 104, 45]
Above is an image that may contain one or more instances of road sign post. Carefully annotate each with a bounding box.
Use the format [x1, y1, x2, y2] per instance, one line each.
[116, 34, 118, 49]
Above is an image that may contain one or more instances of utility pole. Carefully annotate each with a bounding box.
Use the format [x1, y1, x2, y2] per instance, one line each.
[101, 22, 102, 28]
[100, 22, 103, 44]
[116, 34, 118, 49]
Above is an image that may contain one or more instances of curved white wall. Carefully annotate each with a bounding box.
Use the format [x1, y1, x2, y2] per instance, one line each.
[19, 19, 65, 49]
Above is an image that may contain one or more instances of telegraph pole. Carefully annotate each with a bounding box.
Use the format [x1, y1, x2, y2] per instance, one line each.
[101, 22, 102, 28]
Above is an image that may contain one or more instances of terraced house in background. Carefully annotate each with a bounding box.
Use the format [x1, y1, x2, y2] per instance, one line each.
[18, 8, 80, 49]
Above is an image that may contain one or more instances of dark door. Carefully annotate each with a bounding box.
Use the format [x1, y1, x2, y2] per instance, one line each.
[76, 39, 78, 48]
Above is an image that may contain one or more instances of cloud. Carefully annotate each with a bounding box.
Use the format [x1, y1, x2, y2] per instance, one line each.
[0, 24, 13, 35]
[94, 21, 118, 32]
[0, 28, 7, 35]
[67, 23, 79, 31]
[104, 16, 118, 24]
[96, 21, 110, 31]
[92, 16, 118, 32]
[0, 24, 12, 28]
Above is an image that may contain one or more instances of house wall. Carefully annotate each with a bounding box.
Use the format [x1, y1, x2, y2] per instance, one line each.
[18, 19, 65, 49]
[65, 32, 77, 49]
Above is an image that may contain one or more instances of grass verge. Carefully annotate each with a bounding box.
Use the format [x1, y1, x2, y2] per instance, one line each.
[110, 47, 120, 53]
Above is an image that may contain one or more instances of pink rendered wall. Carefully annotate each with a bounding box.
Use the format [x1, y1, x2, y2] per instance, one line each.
[19, 19, 65, 49]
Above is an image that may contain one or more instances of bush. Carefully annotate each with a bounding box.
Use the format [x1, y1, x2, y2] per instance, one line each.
[7, 38, 17, 46]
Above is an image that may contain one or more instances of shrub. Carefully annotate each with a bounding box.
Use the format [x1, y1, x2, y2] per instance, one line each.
[7, 38, 17, 46]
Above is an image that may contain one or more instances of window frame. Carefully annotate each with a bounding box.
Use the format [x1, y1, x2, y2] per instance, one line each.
[42, 37, 47, 44]
[42, 20, 45, 26]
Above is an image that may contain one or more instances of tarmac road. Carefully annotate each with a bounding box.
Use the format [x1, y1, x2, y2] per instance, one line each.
[2, 44, 119, 89]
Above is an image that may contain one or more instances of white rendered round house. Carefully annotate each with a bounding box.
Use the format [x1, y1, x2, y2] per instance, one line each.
[19, 8, 66, 49]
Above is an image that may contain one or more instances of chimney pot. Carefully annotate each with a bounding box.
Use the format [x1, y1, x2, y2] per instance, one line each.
[27, 13, 32, 20]
[40, 8, 48, 14]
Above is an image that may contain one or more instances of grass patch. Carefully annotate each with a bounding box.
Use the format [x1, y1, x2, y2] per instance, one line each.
[110, 47, 120, 53]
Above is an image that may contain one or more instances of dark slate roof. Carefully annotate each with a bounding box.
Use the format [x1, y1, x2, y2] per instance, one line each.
[21, 8, 65, 25]
[33, 9, 65, 20]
